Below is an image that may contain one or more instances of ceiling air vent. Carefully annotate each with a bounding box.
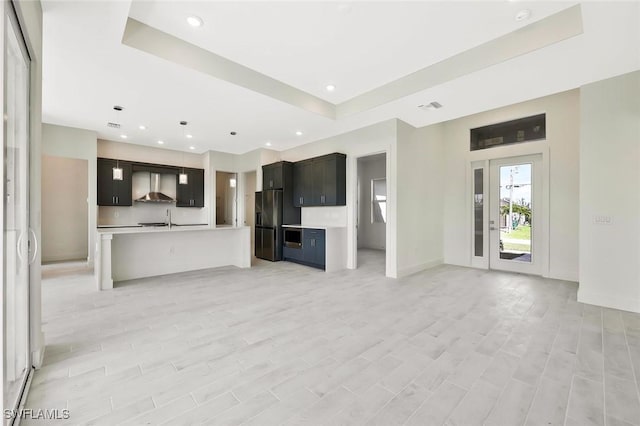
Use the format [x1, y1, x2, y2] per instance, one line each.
[107, 122, 121, 128]
[418, 102, 443, 111]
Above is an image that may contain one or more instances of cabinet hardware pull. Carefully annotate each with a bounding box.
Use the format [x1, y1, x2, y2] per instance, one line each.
[300, 197, 303, 205]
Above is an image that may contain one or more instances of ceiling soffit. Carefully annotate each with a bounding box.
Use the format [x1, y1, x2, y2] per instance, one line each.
[122, 5, 583, 120]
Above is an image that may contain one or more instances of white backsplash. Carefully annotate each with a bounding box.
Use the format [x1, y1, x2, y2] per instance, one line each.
[301, 206, 347, 227]
[98, 204, 208, 226]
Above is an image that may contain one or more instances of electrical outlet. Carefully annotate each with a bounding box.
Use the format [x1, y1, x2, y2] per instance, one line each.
[114, 211, 119, 218]
[594, 215, 612, 225]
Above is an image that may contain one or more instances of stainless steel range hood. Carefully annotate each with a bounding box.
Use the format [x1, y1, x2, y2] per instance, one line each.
[135, 172, 175, 203]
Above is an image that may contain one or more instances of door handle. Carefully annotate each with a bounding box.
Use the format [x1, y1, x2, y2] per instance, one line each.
[28, 227, 38, 265]
[16, 231, 25, 262]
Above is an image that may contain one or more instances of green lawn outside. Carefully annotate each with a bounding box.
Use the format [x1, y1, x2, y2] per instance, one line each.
[501, 224, 531, 241]
[503, 242, 531, 252]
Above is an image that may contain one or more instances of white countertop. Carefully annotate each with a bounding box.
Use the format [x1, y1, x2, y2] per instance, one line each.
[282, 224, 346, 230]
[97, 225, 248, 235]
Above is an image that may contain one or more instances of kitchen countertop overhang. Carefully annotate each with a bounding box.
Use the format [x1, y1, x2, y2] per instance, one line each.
[97, 225, 247, 235]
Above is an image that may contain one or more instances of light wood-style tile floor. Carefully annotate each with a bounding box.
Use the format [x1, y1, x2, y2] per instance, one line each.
[24, 250, 640, 425]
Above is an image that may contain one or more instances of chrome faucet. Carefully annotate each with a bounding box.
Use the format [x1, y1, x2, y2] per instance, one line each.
[166, 208, 172, 229]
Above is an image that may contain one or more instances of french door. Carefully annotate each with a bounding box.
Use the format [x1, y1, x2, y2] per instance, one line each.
[4, 2, 32, 415]
[472, 154, 543, 275]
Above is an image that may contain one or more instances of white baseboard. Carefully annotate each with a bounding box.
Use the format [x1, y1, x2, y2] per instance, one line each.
[32, 346, 45, 369]
[578, 288, 640, 313]
[397, 258, 443, 278]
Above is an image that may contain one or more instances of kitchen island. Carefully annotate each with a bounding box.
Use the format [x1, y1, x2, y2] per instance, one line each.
[95, 225, 251, 290]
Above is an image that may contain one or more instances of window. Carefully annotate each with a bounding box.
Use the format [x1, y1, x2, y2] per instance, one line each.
[470, 114, 546, 151]
[371, 178, 387, 223]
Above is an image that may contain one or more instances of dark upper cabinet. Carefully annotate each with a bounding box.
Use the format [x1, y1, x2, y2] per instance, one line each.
[176, 168, 204, 207]
[293, 153, 346, 207]
[263, 163, 284, 190]
[293, 160, 313, 207]
[262, 162, 300, 225]
[97, 158, 132, 206]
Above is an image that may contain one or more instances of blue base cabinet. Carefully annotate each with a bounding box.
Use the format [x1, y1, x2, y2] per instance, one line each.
[283, 228, 325, 270]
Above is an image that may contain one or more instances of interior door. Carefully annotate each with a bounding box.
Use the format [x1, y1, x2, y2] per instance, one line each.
[489, 154, 542, 274]
[4, 3, 32, 413]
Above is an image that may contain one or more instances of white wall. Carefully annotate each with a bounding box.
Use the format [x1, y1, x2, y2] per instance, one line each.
[280, 120, 398, 277]
[579, 71, 640, 313]
[441, 89, 580, 281]
[98, 139, 205, 168]
[357, 154, 386, 250]
[42, 124, 97, 265]
[41, 156, 88, 262]
[396, 122, 445, 277]
[243, 171, 256, 254]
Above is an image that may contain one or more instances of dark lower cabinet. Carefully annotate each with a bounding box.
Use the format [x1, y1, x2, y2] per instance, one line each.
[303, 229, 325, 267]
[283, 228, 325, 270]
[176, 168, 204, 207]
[97, 158, 132, 206]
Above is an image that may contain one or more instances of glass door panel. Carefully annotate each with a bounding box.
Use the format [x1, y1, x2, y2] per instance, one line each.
[4, 6, 31, 413]
[489, 155, 542, 275]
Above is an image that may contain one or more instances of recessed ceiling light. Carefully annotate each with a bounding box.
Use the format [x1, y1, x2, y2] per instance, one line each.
[120, 134, 128, 139]
[157, 140, 164, 145]
[295, 131, 303, 136]
[186, 16, 203, 27]
[325, 84, 336, 92]
[189, 146, 195, 150]
[265, 142, 272, 147]
[515, 9, 531, 22]
[139, 125, 147, 130]
[186, 134, 193, 139]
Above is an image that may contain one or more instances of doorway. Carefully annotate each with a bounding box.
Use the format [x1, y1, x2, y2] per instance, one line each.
[472, 154, 543, 275]
[41, 156, 89, 263]
[215, 171, 238, 226]
[357, 153, 387, 274]
[4, 2, 33, 413]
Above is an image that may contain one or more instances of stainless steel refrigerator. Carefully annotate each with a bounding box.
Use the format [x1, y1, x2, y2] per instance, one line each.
[255, 190, 283, 261]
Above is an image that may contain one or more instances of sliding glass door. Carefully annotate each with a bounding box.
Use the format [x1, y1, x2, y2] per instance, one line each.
[4, 3, 32, 413]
